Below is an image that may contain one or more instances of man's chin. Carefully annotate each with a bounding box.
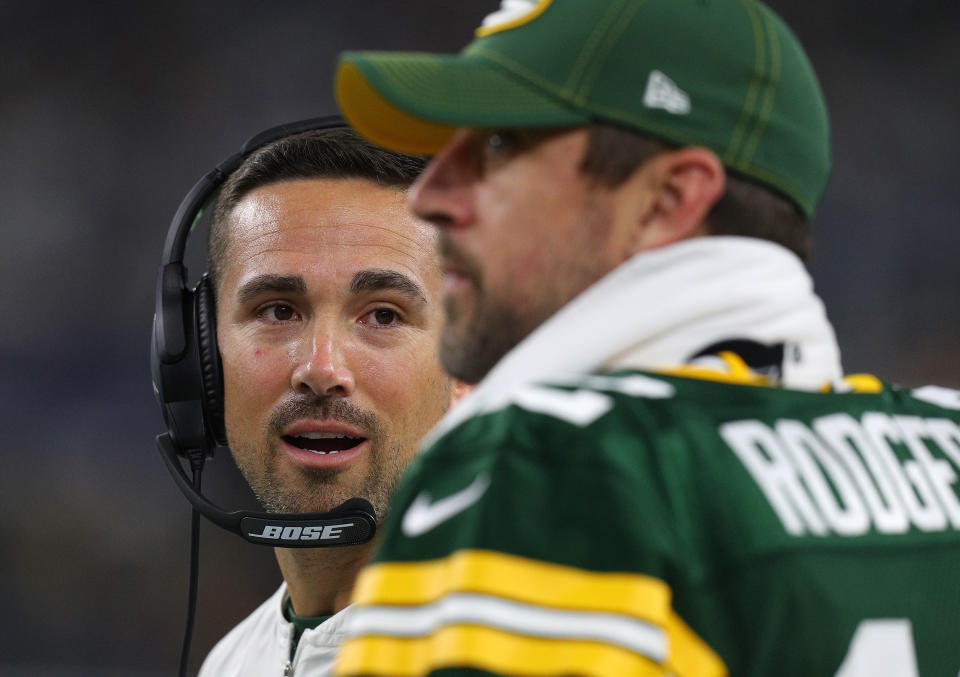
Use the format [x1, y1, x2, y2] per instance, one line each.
[440, 323, 501, 385]
[258, 485, 361, 515]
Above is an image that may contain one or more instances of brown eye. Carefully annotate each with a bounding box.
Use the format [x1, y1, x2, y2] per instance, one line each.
[263, 304, 297, 322]
[273, 305, 294, 321]
[372, 309, 398, 326]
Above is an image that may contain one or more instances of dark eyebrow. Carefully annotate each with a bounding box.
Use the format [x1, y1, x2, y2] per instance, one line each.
[235, 274, 307, 304]
[349, 269, 427, 304]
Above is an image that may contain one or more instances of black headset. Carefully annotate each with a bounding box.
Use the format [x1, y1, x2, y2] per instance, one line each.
[151, 115, 376, 548]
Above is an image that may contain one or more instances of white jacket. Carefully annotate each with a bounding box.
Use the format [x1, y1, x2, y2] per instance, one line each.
[198, 583, 352, 677]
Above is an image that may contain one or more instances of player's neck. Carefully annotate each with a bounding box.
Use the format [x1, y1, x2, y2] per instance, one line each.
[274, 543, 373, 617]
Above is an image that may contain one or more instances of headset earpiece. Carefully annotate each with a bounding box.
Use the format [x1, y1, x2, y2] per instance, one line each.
[195, 274, 226, 446]
[151, 262, 210, 458]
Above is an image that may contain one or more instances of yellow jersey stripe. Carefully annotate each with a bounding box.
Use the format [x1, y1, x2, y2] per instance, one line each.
[343, 550, 728, 676]
[668, 610, 730, 677]
[352, 549, 670, 622]
[335, 624, 669, 677]
[344, 592, 667, 662]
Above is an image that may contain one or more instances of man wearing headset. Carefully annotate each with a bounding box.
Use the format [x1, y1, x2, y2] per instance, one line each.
[193, 125, 462, 676]
[330, 1, 960, 675]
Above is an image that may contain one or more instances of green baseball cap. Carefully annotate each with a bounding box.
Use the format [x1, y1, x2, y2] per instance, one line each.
[336, 0, 830, 218]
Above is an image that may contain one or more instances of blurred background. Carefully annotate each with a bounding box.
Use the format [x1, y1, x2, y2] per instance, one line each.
[1, 0, 957, 674]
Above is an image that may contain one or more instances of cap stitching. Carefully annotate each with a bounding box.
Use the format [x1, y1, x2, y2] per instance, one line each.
[471, 46, 581, 104]
[723, 0, 766, 165]
[573, 0, 645, 106]
[729, 0, 769, 168]
[563, 0, 628, 96]
[737, 7, 783, 168]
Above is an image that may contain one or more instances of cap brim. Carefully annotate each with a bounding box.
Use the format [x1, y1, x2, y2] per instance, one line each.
[336, 51, 587, 156]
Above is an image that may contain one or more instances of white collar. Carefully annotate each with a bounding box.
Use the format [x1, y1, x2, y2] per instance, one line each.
[276, 582, 353, 641]
[429, 236, 843, 442]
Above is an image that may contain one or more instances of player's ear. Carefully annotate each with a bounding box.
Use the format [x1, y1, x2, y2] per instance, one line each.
[621, 146, 726, 255]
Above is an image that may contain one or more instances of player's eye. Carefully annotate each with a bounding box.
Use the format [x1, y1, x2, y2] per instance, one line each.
[259, 303, 299, 323]
[481, 130, 522, 158]
[478, 128, 559, 169]
[485, 132, 510, 151]
[365, 308, 400, 327]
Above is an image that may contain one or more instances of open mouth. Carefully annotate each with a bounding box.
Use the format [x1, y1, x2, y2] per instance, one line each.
[283, 432, 366, 455]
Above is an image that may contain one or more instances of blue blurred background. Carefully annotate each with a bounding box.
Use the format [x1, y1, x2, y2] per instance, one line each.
[1, 1, 957, 674]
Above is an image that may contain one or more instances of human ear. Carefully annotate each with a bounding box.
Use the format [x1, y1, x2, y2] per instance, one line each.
[626, 147, 726, 254]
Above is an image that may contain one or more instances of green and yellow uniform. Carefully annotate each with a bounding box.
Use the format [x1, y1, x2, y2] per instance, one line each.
[338, 371, 960, 676]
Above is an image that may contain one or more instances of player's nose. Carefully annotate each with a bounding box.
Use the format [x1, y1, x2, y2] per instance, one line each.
[290, 322, 355, 398]
[409, 128, 477, 230]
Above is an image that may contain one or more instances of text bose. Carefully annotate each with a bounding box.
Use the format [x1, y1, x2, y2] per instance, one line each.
[248, 523, 353, 541]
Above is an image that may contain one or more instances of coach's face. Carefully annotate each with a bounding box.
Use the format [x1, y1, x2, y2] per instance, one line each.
[409, 127, 638, 383]
[217, 178, 451, 519]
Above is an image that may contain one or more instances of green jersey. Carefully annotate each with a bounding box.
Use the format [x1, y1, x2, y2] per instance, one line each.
[337, 371, 960, 676]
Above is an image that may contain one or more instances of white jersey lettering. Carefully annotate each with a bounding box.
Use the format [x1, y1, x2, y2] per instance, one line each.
[776, 419, 870, 536]
[720, 420, 827, 536]
[723, 413, 960, 536]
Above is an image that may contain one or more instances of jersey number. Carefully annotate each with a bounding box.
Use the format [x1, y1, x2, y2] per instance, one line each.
[835, 619, 918, 677]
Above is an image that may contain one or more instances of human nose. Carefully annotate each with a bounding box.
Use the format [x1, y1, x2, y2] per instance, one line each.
[409, 129, 477, 230]
[290, 322, 355, 398]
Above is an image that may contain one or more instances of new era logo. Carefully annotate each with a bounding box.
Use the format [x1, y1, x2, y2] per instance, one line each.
[643, 70, 691, 115]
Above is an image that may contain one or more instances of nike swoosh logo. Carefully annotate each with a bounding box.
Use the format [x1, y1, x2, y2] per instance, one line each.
[401, 473, 491, 537]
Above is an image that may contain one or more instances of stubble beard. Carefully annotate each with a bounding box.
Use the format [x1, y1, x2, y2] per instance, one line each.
[438, 201, 616, 384]
[440, 285, 534, 385]
[230, 396, 405, 521]
[243, 439, 406, 521]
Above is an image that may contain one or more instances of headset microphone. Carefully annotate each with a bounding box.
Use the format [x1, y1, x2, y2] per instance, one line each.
[156, 434, 376, 546]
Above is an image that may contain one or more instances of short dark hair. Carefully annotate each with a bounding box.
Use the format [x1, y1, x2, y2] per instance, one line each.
[208, 126, 425, 290]
[580, 123, 811, 261]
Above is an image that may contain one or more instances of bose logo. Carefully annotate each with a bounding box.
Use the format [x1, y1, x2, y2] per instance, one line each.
[249, 523, 353, 541]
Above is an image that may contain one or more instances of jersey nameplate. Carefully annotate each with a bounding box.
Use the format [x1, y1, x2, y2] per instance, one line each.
[721, 413, 960, 537]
